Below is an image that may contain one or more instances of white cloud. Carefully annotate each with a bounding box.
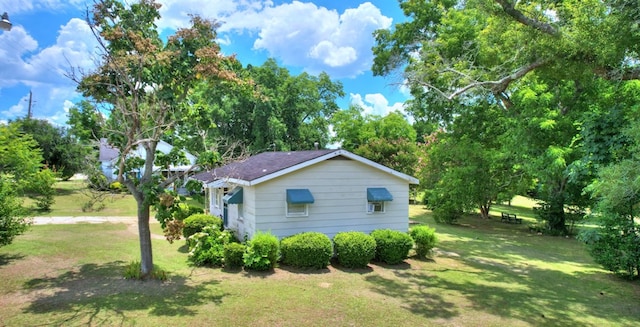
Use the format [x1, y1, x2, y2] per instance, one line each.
[349, 92, 406, 117]
[155, 1, 392, 78]
[0, 18, 97, 123]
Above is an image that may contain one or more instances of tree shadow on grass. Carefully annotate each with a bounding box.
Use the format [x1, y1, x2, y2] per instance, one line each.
[364, 272, 459, 319]
[0, 253, 25, 266]
[22, 261, 227, 326]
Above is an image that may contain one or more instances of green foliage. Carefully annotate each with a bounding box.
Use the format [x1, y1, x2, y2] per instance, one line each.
[12, 118, 87, 180]
[25, 169, 57, 211]
[333, 231, 377, 268]
[155, 192, 204, 229]
[409, 225, 438, 258]
[187, 226, 234, 267]
[579, 214, 640, 279]
[370, 229, 414, 265]
[185, 58, 344, 154]
[123, 261, 168, 281]
[280, 232, 333, 269]
[183, 214, 222, 239]
[109, 181, 125, 192]
[243, 231, 280, 271]
[0, 176, 30, 247]
[428, 195, 463, 224]
[87, 169, 110, 191]
[67, 100, 104, 143]
[223, 242, 246, 268]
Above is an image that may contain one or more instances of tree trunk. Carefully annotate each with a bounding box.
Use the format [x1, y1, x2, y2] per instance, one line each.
[479, 203, 491, 219]
[137, 199, 153, 278]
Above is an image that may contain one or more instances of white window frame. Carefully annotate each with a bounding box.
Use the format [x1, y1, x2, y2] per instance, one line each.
[286, 202, 309, 217]
[367, 201, 385, 213]
[212, 188, 220, 208]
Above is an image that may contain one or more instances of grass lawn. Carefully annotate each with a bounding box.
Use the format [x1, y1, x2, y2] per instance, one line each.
[1, 205, 639, 326]
[23, 179, 204, 217]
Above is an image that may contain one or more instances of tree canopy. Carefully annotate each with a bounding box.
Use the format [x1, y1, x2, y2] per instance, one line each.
[73, 0, 243, 278]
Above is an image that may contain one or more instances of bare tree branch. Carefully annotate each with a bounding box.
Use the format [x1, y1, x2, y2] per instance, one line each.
[410, 59, 548, 100]
[495, 0, 559, 36]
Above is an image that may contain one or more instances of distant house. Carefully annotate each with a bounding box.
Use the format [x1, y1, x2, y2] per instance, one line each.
[99, 139, 197, 188]
[191, 149, 419, 240]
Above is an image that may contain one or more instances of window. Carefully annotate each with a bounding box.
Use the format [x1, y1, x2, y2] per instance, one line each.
[366, 188, 393, 214]
[212, 189, 219, 208]
[213, 187, 229, 208]
[286, 189, 314, 217]
[287, 203, 308, 216]
[367, 201, 385, 213]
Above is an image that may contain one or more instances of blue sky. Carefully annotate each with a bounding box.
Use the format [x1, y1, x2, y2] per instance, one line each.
[0, 0, 411, 126]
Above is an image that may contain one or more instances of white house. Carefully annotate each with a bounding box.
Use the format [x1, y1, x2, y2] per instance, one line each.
[99, 138, 197, 188]
[191, 149, 419, 240]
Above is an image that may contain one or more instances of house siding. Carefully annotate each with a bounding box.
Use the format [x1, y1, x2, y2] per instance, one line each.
[252, 158, 410, 239]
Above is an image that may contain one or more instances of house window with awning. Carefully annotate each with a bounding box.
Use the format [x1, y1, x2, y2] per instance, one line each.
[286, 189, 314, 217]
[223, 187, 243, 204]
[367, 187, 393, 213]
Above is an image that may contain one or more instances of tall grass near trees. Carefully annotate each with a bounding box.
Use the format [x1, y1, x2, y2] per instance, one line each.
[0, 205, 638, 326]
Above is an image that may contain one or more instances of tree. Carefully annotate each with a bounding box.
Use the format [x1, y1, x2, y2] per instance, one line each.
[373, 0, 640, 234]
[67, 100, 104, 143]
[331, 109, 419, 176]
[11, 118, 87, 180]
[373, 0, 640, 103]
[420, 101, 528, 221]
[182, 59, 344, 154]
[72, 0, 242, 278]
[0, 124, 42, 245]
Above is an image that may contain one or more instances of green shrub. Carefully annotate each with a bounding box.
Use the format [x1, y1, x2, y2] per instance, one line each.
[183, 214, 222, 238]
[409, 225, 437, 258]
[333, 231, 377, 268]
[280, 232, 333, 269]
[187, 226, 234, 266]
[123, 261, 168, 281]
[109, 181, 125, 192]
[224, 242, 246, 268]
[370, 229, 414, 265]
[243, 231, 279, 271]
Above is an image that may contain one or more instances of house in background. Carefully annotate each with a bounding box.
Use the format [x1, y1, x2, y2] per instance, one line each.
[99, 139, 197, 191]
[191, 149, 419, 240]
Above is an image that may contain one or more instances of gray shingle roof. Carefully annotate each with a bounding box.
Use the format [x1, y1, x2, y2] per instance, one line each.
[192, 149, 339, 183]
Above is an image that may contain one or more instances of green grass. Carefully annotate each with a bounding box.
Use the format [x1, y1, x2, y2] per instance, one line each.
[1, 205, 639, 326]
[23, 180, 205, 217]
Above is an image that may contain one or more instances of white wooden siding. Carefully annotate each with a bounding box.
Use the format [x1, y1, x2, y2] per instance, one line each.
[252, 159, 410, 239]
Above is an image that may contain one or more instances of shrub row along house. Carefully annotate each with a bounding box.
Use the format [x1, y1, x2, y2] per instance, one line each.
[192, 149, 419, 240]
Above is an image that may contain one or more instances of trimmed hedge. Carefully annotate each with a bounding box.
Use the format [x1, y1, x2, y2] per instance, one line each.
[183, 214, 222, 238]
[243, 231, 280, 271]
[410, 225, 437, 258]
[333, 231, 377, 268]
[281, 232, 333, 269]
[224, 242, 246, 268]
[370, 229, 414, 265]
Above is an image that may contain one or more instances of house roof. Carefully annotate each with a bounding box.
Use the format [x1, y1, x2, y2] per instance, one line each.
[99, 138, 120, 161]
[191, 149, 419, 186]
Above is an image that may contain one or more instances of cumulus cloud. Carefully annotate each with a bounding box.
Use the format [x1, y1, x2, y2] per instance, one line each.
[350, 92, 406, 117]
[156, 1, 392, 78]
[0, 18, 97, 123]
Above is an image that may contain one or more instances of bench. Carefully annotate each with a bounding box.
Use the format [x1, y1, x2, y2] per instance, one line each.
[501, 212, 522, 224]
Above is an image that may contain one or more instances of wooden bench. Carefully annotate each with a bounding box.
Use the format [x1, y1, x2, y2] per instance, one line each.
[501, 212, 522, 224]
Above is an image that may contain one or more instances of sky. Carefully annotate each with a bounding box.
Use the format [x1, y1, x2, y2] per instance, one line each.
[0, 0, 411, 126]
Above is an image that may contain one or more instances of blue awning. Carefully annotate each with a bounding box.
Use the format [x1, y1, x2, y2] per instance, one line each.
[286, 189, 314, 204]
[367, 188, 393, 202]
[223, 187, 243, 204]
